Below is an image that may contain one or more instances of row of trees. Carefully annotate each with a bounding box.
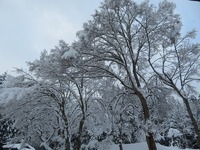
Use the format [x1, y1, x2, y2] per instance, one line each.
[0, 0, 200, 150]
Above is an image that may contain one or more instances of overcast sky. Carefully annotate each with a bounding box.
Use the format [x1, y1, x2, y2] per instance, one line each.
[0, 0, 200, 75]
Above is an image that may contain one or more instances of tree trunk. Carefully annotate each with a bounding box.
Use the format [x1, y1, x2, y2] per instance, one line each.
[183, 97, 200, 149]
[62, 115, 71, 150]
[146, 132, 157, 150]
[65, 125, 71, 150]
[136, 90, 157, 150]
[59, 102, 71, 150]
[64, 125, 71, 150]
[65, 135, 71, 150]
[119, 142, 123, 150]
[76, 117, 85, 150]
[62, 120, 71, 150]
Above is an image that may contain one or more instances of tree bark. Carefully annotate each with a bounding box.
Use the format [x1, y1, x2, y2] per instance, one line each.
[76, 117, 85, 150]
[61, 106, 71, 150]
[174, 87, 200, 149]
[119, 142, 123, 150]
[65, 135, 71, 150]
[146, 132, 157, 150]
[136, 90, 157, 150]
[65, 120, 71, 150]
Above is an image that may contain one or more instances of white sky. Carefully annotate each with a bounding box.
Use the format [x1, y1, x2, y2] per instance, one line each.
[0, 0, 200, 75]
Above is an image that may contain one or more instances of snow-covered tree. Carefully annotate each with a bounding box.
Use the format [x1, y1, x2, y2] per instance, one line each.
[74, 0, 185, 149]
[148, 21, 200, 148]
[0, 73, 6, 85]
[100, 78, 143, 144]
[27, 40, 107, 150]
[1, 0, 199, 149]
[0, 74, 59, 149]
[190, 95, 200, 126]
[0, 73, 18, 146]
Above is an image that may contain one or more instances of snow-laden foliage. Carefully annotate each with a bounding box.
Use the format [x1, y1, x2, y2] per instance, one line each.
[0, 73, 18, 146]
[0, 0, 200, 150]
[75, 0, 186, 149]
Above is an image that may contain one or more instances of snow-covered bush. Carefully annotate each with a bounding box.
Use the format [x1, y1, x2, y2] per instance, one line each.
[82, 136, 113, 150]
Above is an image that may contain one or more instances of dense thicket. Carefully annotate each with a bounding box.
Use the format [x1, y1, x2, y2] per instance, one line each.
[0, 73, 18, 148]
[0, 0, 200, 150]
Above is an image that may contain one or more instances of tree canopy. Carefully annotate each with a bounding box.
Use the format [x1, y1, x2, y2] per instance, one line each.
[0, 0, 200, 150]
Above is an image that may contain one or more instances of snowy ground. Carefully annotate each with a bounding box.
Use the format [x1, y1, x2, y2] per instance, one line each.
[3, 143, 35, 150]
[3, 142, 198, 150]
[111, 142, 197, 150]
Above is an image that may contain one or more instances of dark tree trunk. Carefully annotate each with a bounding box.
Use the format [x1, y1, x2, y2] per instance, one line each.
[174, 87, 200, 149]
[146, 132, 157, 150]
[65, 129, 71, 150]
[131, 62, 157, 150]
[136, 90, 157, 150]
[76, 117, 85, 150]
[119, 142, 123, 150]
[61, 107, 71, 150]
